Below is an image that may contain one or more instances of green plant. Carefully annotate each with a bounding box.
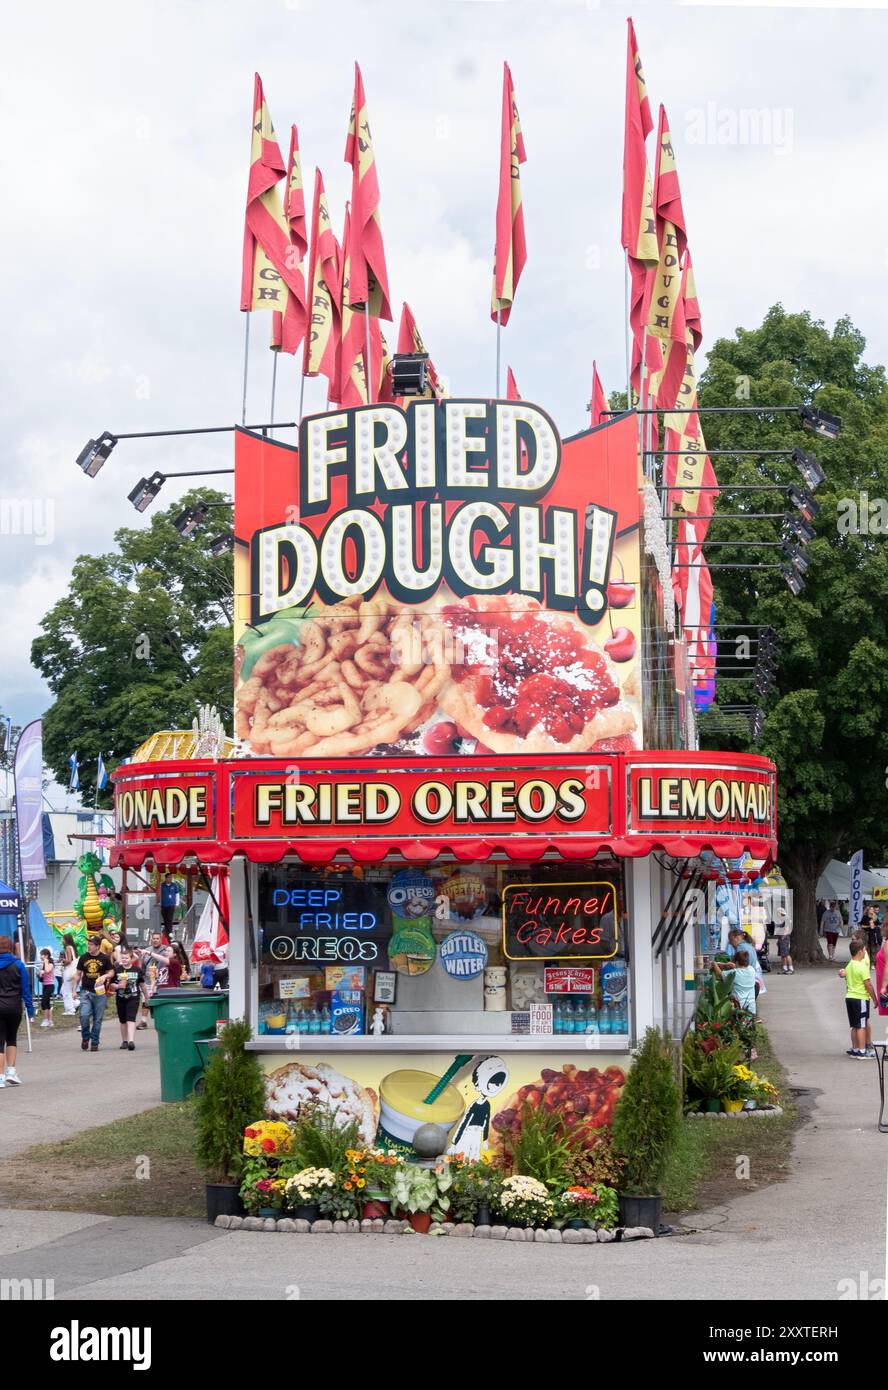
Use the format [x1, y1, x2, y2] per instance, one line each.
[194, 1019, 267, 1184]
[362, 1148, 406, 1196]
[492, 1175, 553, 1227]
[504, 1101, 586, 1191]
[560, 1129, 625, 1190]
[288, 1104, 362, 1177]
[390, 1163, 452, 1220]
[558, 1183, 619, 1229]
[284, 1167, 337, 1206]
[682, 1035, 744, 1107]
[611, 1028, 681, 1196]
[449, 1157, 503, 1222]
[318, 1180, 361, 1222]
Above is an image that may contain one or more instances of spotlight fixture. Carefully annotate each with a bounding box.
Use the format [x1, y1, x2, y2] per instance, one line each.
[800, 405, 842, 441]
[781, 563, 805, 596]
[788, 484, 820, 523]
[782, 540, 810, 574]
[390, 353, 429, 397]
[76, 431, 117, 477]
[127, 472, 165, 513]
[208, 531, 235, 557]
[173, 503, 209, 537]
[792, 447, 825, 491]
[784, 513, 816, 545]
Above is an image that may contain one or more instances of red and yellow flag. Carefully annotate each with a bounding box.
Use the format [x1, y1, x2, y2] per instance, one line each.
[682, 252, 702, 353]
[506, 366, 521, 401]
[240, 75, 303, 315]
[344, 63, 392, 321]
[590, 361, 608, 426]
[303, 169, 341, 394]
[622, 20, 658, 390]
[491, 62, 527, 326]
[338, 203, 379, 407]
[271, 125, 309, 356]
[645, 105, 690, 409]
[397, 302, 441, 394]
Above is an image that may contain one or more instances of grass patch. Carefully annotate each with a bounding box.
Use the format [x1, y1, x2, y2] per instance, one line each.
[663, 1024, 797, 1215]
[0, 1101, 206, 1219]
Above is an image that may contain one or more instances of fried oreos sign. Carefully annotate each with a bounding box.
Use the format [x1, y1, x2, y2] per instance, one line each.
[251, 401, 616, 625]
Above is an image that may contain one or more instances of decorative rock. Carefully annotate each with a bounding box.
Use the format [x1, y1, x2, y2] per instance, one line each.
[360, 1219, 376, 1233]
[310, 1219, 333, 1234]
[428, 1223, 447, 1237]
[621, 1226, 654, 1240]
[547, 1228, 562, 1244]
[228, 1216, 244, 1231]
[451, 1223, 475, 1238]
[384, 1219, 405, 1235]
[371, 1218, 385, 1233]
[263, 1218, 277, 1232]
[533, 1229, 549, 1243]
[214, 1215, 231, 1229]
[332, 1220, 349, 1234]
[276, 1218, 295, 1233]
[413, 1122, 449, 1158]
[473, 1225, 491, 1238]
[506, 1227, 526, 1241]
[490, 1225, 507, 1240]
[596, 1228, 615, 1243]
[241, 1216, 263, 1231]
[347, 1219, 361, 1233]
[578, 1228, 598, 1243]
[293, 1219, 311, 1233]
[562, 1228, 583, 1244]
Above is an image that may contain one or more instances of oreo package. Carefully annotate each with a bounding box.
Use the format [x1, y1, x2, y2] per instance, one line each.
[330, 989, 364, 1036]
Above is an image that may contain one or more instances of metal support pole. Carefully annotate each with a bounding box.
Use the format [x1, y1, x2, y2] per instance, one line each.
[241, 313, 250, 427]
[269, 351, 278, 439]
[364, 304, 373, 404]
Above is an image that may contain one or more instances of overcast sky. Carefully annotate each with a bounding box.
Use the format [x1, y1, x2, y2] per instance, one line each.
[2, 0, 887, 777]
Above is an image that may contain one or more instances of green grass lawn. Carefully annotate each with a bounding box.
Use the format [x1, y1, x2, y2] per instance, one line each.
[663, 1024, 796, 1215]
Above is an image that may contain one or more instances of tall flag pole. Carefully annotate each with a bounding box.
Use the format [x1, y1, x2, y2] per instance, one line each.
[491, 62, 527, 396]
[240, 75, 303, 423]
[621, 19, 658, 407]
[397, 302, 441, 395]
[589, 361, 608, 427]
[303, 169, 342, 412]
[270, 125, 309, 428]
[338, 203, 382, 407]
[344, 63, 392, 406]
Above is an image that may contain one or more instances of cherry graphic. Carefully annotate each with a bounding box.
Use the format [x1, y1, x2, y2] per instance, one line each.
[606, 581, 635, 609]
[604, 627, 636, 663]
[422, 720, 461, 755]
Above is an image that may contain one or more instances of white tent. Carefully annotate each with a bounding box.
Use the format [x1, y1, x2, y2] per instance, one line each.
[816, 858, 888, 901]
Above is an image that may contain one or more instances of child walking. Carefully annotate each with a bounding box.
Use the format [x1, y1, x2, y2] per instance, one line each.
[38, 949, 55, 1028]
[839, 936, 877, 1058]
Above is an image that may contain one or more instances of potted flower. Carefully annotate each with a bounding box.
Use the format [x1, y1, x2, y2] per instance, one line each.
[492, 1175, 553, 1229]
[240, 1168, 288, 1216]
[361, 1148, 405, 1219]
[243, 1120, 293, 1158]
[558, 1183, 618, 1230]
[195, 1019, 268, 1223]
[721, 1064, 754, 1113]
[285, 1167, 336, 1222]
[611, 1028, 681, 1235]
[390, 1163, 452, 1233]
[449, 1154, 503, 1226]
[682, 1034, 743, 1113]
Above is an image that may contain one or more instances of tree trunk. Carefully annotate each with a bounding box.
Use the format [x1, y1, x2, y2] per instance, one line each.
[781, 845, 832, 965]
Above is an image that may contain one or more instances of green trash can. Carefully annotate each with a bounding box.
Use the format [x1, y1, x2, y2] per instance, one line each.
[148, 989, 229, 1101]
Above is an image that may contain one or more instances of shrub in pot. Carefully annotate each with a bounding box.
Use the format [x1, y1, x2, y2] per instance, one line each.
[611, 1028, 681, 1235]
[449, 1155, 503, 1226]
[195, 1018, 267, 1223]
[682, 1034, 743, 1112]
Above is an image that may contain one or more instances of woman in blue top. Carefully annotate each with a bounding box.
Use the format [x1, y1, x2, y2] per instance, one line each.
[0, 934, 35, 1086]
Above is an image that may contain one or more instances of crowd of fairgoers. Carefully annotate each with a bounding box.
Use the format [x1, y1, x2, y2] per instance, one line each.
[0, 922, 228, 1086]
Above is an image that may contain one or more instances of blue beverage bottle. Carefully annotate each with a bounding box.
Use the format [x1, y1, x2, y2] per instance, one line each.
[584, 998, 598, 1034]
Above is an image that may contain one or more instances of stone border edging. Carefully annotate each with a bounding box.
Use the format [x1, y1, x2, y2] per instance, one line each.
[686, 1106, 784, 1120]
[214, 1215, 656, 1242]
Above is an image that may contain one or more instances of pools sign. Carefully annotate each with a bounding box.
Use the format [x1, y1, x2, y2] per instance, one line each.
[232, 406, 645, 761]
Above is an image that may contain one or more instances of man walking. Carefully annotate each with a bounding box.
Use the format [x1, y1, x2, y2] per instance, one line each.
[821, 901, 843, 961]
[75, 935, 115, 1052]
[160, 874, 180, 938]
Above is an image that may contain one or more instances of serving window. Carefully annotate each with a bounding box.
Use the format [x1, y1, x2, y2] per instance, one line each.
[255, 858, 631, 1043]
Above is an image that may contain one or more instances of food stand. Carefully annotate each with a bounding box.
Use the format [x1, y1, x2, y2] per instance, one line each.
[110, 399, 777, 1154]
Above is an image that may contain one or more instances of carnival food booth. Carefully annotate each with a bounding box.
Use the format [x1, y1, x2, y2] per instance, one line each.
[111, 400, 777, 1154]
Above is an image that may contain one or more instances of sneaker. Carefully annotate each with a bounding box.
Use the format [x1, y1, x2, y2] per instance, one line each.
[5, 1069, 21, 1085]
[788, 967, 794, 974]
[39, 1020, 49, 1028]
[0, 1075, 5, 1087]
[119, 1042, 128, 1050]
[852, 1050, 869, 1059]
[136, 1022, 148, 1031]
[847, 1048, 857, 1055]
[81, 1039, 89, 1051]
[90, 1044, 99, 1052]
[127, 1042, 135, 1051]
[864, 1046, 876, 1057]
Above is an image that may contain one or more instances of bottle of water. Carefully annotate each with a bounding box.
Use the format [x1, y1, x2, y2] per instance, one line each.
[553, 1000, 565, 1034]
[308, 1006, 321, 1035]
[320, 1003, 331, 1033]
[585, 997, 598, 1034]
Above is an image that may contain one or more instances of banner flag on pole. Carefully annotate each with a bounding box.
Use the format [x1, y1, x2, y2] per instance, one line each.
[344, 63, 392, 320]
[67, 752, 79, 792]
[590, 361, 608, 426]
[645, 105, 689, 412]
[506, 366, 521, 400]
[14, 720, 45, 882]
[2, 716, 10, 759]
[849, 851, 864, 928]
[303, 169, 341, 395]
[397, 302, 441, 393]
[271, 125, 309, 356]
[240, 74, 303, 316]
[338, 203, 382, 406]
[491, 61, 527, 327]
[96, 754, 108, 792]
[622, 19, 658, 396]
[682, 252, 702, 353]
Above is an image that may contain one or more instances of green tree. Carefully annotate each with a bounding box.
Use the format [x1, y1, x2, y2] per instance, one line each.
[31, 489, 233, 803]
[695, 306, 888, 962]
